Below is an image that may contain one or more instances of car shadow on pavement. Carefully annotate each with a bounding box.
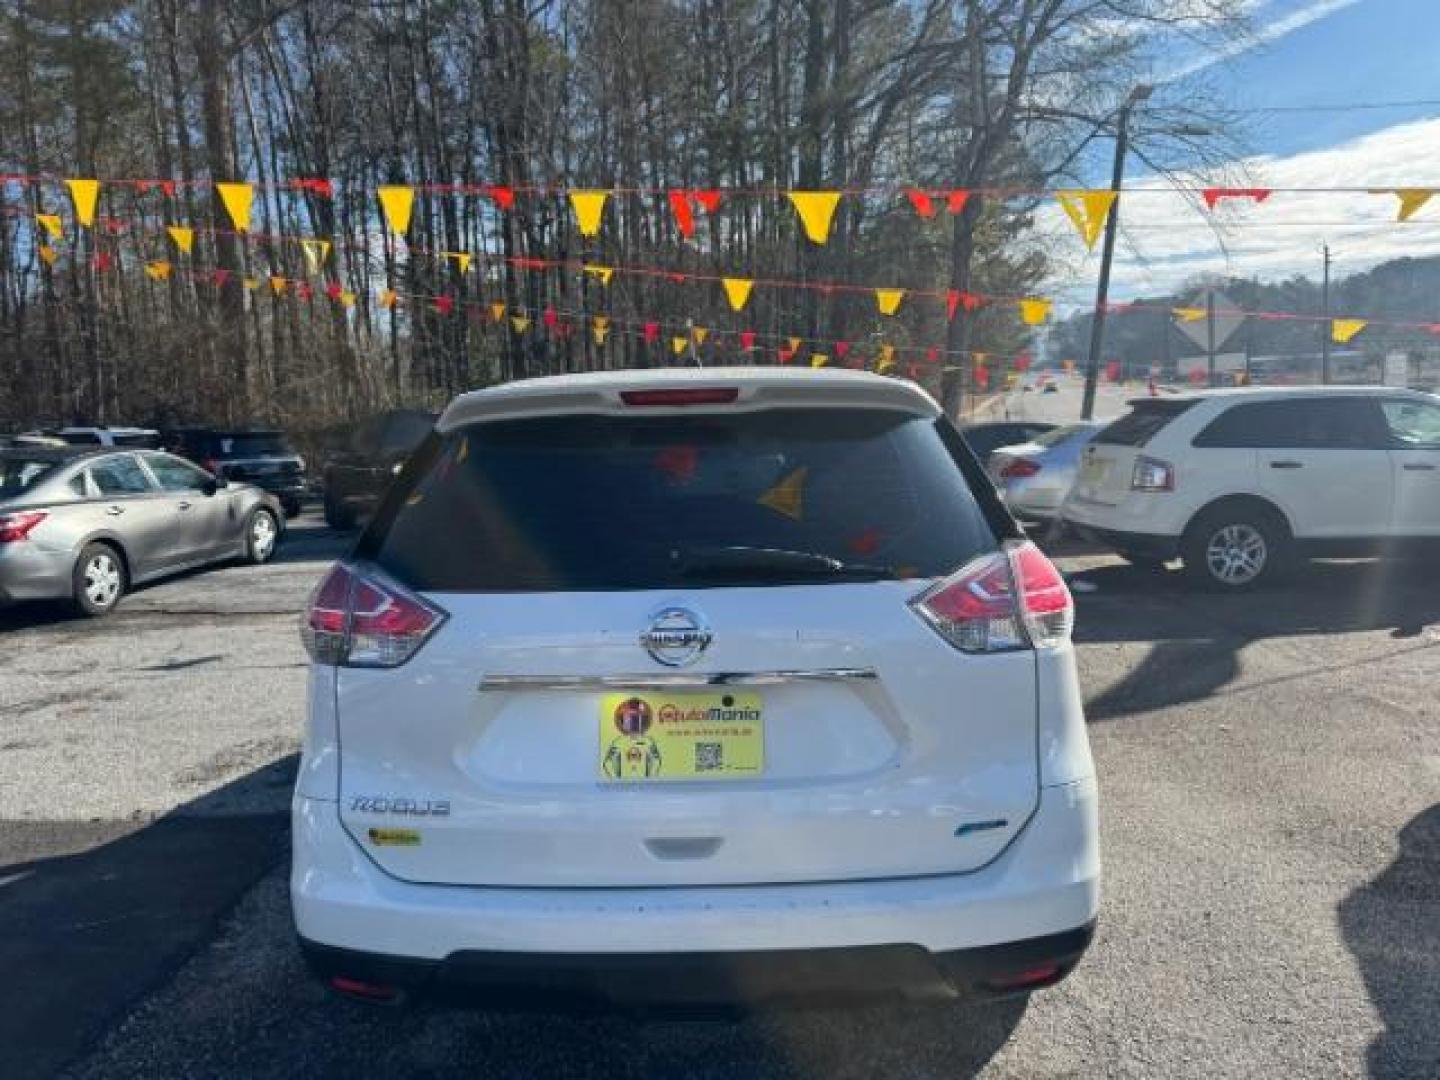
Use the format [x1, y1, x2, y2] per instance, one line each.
[0, 754, 297, 1080]
[1338, 803, 1440, 1079]
[1067, 558, 1440, 722]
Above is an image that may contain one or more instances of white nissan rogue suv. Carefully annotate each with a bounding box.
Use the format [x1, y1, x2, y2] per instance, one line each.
[291, 368, 1099, 1009]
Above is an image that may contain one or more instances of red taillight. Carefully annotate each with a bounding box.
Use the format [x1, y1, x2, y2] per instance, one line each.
[619, 387, 740, 407]
[999, 458, 1041, 479]
[202, 458, 219, 474]
[0, 510, 47, 542]
[301, 563, 446, 668]
[329, 975, 401, 1003]
[909, 541, 1072, 653]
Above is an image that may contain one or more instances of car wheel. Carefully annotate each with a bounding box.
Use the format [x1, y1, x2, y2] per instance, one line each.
[323, 491, 356, 531]
[1181, 507, 1289, 591]
[245, 508, 280, 565]
[72, 542, 126, 617]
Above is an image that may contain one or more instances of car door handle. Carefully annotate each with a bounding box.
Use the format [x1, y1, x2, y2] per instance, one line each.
[177, 501, 192, 510]
[1268, 461, 1304, 470]
[1402, 463, 1437, 471]
[104, 505, 125, 516]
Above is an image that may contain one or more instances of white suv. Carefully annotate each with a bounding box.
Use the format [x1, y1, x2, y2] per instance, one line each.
[1060, 386, 1440, 589]
[291, 368, 1099, 1010]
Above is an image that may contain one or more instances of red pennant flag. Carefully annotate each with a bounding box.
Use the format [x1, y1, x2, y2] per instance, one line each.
[777, 346, 795, 364]
[1201, 187, 1271, 209]
[1015, 353, 1032, 372]
[835, 341, 851, 359]
[1425, 324, 1440, 337]
[668, 190, 696, 238]
[486, 185, 515, 210]
[739, 330, 757, 351]
[1105, 361, 1121, 382]
[906, 189, 937, 218]
[92, 251, 114, 271]
[946, 190, 970, 214]
[1188, 368, 1206, 385]
[907, 364, 920, 380]
[848, 528, 882, 556]
[434, 295, 454, 316]
[975, 366, 990, 389]
[212, 268, 231, 286]
[924, 347, 939, 363]
[668, 272, 687, 285]
[643, 321, 660, 345]
[693, 190, 722, 213]
[325, 281, 344, 300]
[542, 307, 559, 329]
[296, 282, 313, 301]
[946, 290, 961, 321]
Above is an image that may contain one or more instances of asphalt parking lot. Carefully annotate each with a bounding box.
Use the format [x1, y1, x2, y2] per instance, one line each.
[2, 508, 1437, 1079]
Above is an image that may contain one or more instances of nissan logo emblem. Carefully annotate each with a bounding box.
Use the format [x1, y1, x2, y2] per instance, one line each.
[640, 607, 712, 667]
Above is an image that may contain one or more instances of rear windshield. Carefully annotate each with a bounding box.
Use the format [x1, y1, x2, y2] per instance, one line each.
[0, 457, 59, 497]
[1094, 400, 1195, 447]
[365, 408, 998, 592]
[214, 433, 293, 457]
[112, 432, 161, 448]
[1032, 423, 1094, 449]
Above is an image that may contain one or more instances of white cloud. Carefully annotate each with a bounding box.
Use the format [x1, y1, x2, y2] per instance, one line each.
[1040, 116, 1440, 306]
[1162, 0, 1363, 81]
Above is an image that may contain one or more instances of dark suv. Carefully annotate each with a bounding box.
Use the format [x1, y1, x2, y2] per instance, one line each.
[321, 409, 435, 529]
[166, 428, 308, 518]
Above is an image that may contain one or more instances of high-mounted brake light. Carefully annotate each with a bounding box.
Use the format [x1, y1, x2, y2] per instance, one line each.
[0, 510, 47, 543]
[909, 541, 1073, 653]
[619, 387, 740, 407]
[301, 563, 446, 668]
[1000, 459, 1041, 479]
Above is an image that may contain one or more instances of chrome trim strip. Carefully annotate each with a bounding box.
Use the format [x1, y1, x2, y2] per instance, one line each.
[478, 669, 877, 692]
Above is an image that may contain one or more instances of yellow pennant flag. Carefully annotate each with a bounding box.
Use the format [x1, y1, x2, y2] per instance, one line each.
[693, 326, 709, 345]
[1393, 188, 1436, 222]
[722, 277, 754, 312]
[145, 260, 172, 281]
[1056, 190, 1117, 250]
[569, 190, 610, 237]
[593, 324, 610, 346]
[973, 351, 988, 368]
[167, 226, 194, 254]
[301, 239, 331, 274]
[490, 302, 506, 322]
[269, 276, 287, 295]
[1331, 318, 1367, 344]
[671, 336, 689, 356]
[243, 276, 260, 291]
[788, 336, 803, 353]
[510, 315, 530, 333]
[877, 344, 896, 372]
[339, 290, 356, 308]
[378, 288, 398, 309]
[66, 179, 100, 228]
[787, 191, 842, 244]
[376, 186, 415, 236]
[38, 244, 58, 266]
[758, 467, 807, 521]
[875, 288, 905, 316]
[1062, 359, 1076, 372]
[445, 251, 472, 275]
[1019, 298, 1052, 325]
[584, 265, 614, 286]
[593, 315, 611, 333]
[215, 182, 254, 232]
[1172, 306, 1206, 323]
[810, 353, 828, 368]
[35, 213, 63, 239]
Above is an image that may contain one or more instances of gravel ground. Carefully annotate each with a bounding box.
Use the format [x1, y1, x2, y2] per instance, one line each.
[46, 551, 1440, 1079]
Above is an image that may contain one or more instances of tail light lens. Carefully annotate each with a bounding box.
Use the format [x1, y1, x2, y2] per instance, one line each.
[0, 510, 48, 542]
[999, 458, 1041, 479]
[202, 458, 220, 476]
[910, 541, 1073, 653]
[1131, 455, 1174, 491]
[301, 563, 446, 668]
[620, 388, 739, 407]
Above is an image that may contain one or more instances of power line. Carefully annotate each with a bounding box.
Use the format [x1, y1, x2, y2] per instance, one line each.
[1241, 98, 1440, 114]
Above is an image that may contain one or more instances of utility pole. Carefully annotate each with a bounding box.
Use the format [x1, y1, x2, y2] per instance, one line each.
[1081, 84, 1151, 421]
[1320, 243, 1332, 384]
[1206, 289, 1217, 387]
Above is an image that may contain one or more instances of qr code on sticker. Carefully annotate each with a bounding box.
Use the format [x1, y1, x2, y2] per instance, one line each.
[695, 742, 724, 772]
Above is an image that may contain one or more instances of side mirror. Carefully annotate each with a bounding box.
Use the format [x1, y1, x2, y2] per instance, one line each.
[202, 475, 228, 496]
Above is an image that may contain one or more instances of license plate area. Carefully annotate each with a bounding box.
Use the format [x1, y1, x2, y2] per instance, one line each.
[599, 691, 764, 782]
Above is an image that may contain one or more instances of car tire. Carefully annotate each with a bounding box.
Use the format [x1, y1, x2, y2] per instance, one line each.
[244, 508, 281, 565]
[71, 542, 127, 617]
[323, 491, 356, 531]
[1181, 504, 1290, 591]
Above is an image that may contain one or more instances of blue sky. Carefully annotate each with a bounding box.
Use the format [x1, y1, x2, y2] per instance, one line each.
[1046, 0, 1440, 302]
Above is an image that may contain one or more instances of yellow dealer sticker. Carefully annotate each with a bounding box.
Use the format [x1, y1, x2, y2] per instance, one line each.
[599, 692, 764, 781]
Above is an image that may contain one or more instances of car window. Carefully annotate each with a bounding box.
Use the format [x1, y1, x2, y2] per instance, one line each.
[60, 431, 103, 445]
[363, 408, 999, 593]
[1194, 398, 1386, 449]
[0, 457, 59, 497]
[380, 413, 435, 454]
[1095, 400, 1195, 447]
[144, 453, 213, 492]
[1381, 399, 1440, 447]
[87, 454, 155, 496]
[113, 432, 161, 448]
[218, 433, 293, 457]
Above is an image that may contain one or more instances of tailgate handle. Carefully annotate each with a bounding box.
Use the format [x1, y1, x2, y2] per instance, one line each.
[1402, 463, 1437, 471]
[645, 837, 722, 861]
[1268, 460, 1303, 470]
[479, 668, 877, 692]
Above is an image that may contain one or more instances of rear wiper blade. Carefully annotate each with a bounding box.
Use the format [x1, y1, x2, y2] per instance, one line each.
[675, 545, 896, 581]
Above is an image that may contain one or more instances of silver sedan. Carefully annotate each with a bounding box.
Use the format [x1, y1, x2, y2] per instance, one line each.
[0, 447, 284, 616]
[988, 422, 1102, 523]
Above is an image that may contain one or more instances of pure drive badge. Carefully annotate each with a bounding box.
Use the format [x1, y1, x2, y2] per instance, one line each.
[349, 796, 451, 816]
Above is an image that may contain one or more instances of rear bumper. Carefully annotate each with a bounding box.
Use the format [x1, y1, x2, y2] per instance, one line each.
[290, 776, 1099, 1005]
[0, 542, 74, 604]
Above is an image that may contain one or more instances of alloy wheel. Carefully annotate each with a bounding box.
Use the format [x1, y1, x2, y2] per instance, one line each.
[1204, 523, 1267, 586]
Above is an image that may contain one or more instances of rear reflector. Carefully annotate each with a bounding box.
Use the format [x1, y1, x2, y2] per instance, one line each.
[986, 963, 1063, 992]
[909, 541, 1073, 653]
[999, 459, 1041, 479]
[329, 975, 402, 1003]
[301, 562, 447, 668]
[619, 387, 740, 407]
[0, 510, 47, 543]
